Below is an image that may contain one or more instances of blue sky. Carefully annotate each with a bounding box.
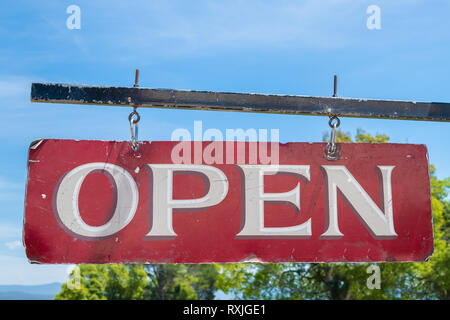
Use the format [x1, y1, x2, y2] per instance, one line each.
[0, 0, 449, 285]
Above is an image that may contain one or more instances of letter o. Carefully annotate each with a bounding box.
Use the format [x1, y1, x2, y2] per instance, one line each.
[55, 163, 138, 239]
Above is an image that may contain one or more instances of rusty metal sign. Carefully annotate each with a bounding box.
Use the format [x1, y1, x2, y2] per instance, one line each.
[23, 140, 433, 263]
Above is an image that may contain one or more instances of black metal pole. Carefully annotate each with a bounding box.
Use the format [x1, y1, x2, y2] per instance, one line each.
[30, 82, 450, 122]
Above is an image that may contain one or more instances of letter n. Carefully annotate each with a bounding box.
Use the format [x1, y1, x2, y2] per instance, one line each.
[320, 166, 397, 239]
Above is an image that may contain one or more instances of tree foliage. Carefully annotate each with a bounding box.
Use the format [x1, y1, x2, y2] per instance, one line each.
[55, 264, 219, 300]
[143, 264, 218, 300]
[55, 264, 148, 300]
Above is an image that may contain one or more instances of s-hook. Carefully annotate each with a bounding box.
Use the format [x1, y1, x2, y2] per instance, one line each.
[128, 69, 141, 151]
[325, 75, 341, 160]
[325, 115, 341, 161]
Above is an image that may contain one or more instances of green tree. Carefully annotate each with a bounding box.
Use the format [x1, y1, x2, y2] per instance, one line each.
[217, 128, 449, 300]
[55, 264, 219, 300]
[143, 264, 219, 300]
[413, 164, 450, 299]
[55, 264, 148, 300]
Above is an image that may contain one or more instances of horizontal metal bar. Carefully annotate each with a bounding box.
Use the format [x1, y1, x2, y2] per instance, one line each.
[31, 83, 450, 121]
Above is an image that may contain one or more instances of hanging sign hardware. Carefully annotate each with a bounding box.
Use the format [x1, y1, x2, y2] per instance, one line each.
[325, 115, 341, 161]
[325, 75, 342, 161]
[134, 69, 140, 88]
[128, 105, 140, 151]
[128, 69, 141, 151]
[333, 74, 338, 98]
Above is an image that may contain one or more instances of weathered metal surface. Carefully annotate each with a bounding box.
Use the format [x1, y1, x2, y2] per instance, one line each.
[31, 83, 450, 121]
[23, 140, 433, 264]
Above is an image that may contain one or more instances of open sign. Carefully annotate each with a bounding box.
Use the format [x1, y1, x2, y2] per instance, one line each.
[23, 140, 433, 263]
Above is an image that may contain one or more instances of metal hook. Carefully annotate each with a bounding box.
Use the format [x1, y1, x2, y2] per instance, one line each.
[328, 115, 340, 129]
[129, 108, 140, 151]
[128, 106, 140, 124]
[128, 69, 141, 151]
[325, 75, 341, 160]
[325, 115, 341, 161]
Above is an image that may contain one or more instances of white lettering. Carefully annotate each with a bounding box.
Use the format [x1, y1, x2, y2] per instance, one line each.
[320, 166, 397, 238]
[55, 163, 138, 239]
[145, 164, 228, 239]
[236, 165, 311, 238]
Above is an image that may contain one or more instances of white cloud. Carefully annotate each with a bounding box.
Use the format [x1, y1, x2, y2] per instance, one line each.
[119, 0, 361, 52]
[35, 0, 372, 62]
[81, 0, 434, 61]
[5, 240, 22, 250]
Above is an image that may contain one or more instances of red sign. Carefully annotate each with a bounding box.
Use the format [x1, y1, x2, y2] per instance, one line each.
[23, 140, 433, 263]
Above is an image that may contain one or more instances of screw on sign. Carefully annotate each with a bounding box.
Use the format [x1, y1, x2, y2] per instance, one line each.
[23, 140, 433, 264]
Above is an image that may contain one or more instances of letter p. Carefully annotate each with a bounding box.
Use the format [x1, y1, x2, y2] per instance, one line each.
[145, 165, 228, 239]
